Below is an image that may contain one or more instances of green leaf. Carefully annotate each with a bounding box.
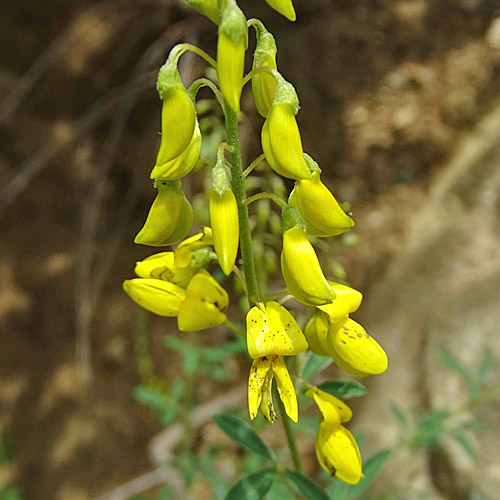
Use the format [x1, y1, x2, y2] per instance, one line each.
[389, 402, 409, 428]
[477, 353, 494, 381]
[224, 467, 275, 500]
[450, 429, 476, 460]
[317, 380, 367, 399]
[213, 413, 275, 461]
[327, 449, 391, 500]
[300, 352, 333, 380]
[164, 336, 200, 376]
[285, 469, 330, 500]
[437, 348, 471, 381]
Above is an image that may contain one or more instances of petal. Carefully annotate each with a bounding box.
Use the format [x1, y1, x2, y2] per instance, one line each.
[252, 29, 277, 118]
[259, 368, 277, 425]
[329, 318, 388, 377]
[281, 227, 335, 306]
[264, 0, 296, 21]
[305, 387, 352, 426]
[273, 355, 298, 422]
[134, 251, 196, 287]
[174, 227, 214, 268]
[246, 301, 308, 358]
[122, 278, 186, 316]
[248, 357, 272, 420]
[210, 188, 239, 275]
[316, 424, 363, 485]
[318, 282, 363, 324]
[177, 270, 228, 331]
[304, 311, 331, 357]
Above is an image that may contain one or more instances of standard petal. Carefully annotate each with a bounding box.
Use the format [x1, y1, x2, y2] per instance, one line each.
[316, 424, 363, 485]
[248, 357, 272, 420]
[318, 282, 363, 324]
[328, 318, 388, 376]
[246, 301, 308, 359]
[123, 278, 186, 316]
[306, 387, 352, 426]
[273, 355, 298, 422]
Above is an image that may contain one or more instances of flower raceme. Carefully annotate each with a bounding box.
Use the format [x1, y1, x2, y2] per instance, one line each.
[306, 387, 363, 485]
[289, 154, 355, 237]
[134, 180, 193, 247]
[247, 301, 308, 423]
[123, 269, 228, 331]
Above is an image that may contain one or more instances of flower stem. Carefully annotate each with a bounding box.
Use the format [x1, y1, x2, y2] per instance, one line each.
[224, 102, 260, 305]
[245, 192, 288, 210]
[275, 385, 303, 473]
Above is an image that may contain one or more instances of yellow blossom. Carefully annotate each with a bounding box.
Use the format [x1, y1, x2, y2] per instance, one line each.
[177, 269, 229, 331]
[264, 0, 296, 21]
[186, 0, 220, 24]
[134, 180, 193, 247]
[174, 227, 214, 268]
[122, 278, 185, 316]
[317, 281, 363, 323]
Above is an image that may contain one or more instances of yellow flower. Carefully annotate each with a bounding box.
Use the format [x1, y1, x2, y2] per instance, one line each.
[251, 26, 277, 118]
[174, 227, 213, 268]
[289, 156, 355, 237]
[186, 0, 220, 24]
[262, 102, 312, 179]
[151, 121, 201, 180]
[264, 0, 296, 21]
[177, 269, 229, 331]
[134, 251, 200, 287]
[281, 225, 335, 306]
[217, 0, 247, 112]
[317, 281, 363, 324]
[247, 302, 308, 423]
[122, 278, 186, 316]
[134, 180, 193, 247]
[155, 85, 196, 166]
[210, 188, 239, 275]
[306, 387, 363, 485]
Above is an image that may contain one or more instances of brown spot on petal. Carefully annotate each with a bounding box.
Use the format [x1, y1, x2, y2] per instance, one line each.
[357, 333, 363, 338]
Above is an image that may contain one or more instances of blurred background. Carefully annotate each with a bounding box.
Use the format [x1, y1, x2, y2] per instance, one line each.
[1, 0, 500, 499]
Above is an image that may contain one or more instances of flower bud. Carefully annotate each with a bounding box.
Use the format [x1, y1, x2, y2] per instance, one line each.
[281, 210, 336, 306]
[251, 26, 277, 118]
[151, 121, 201, 180]
[261, 78, 311, 179]
[122, 278, 186, 316]
[289, 155, 355, 237]
[217, 0, 247, 112]
[186, 0, 220, 24]
[156, 58, 196, 164]
[264, 0, 296, 21]
[134, 180, 193, 247]
[306, 387, 352, 427]
[177, 269, 229, 331]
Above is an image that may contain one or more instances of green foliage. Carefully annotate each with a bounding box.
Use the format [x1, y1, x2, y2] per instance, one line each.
[316, 380, 367, 399]
[300, 352, 333, 380]
[224, 467, 276, 500]
[213, 413, 275, 461]
[285, 469, 330, 500]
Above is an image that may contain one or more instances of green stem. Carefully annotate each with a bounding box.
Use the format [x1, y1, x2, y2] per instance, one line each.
[243, 154, 265, 177]
[177, 43, 217, 69]
[224, 319, 245, 339]
[224, 102, 260, 305]
[275, 385, 303, 473]
[188, 78, 225, 110]
[245, 192, 288, 210]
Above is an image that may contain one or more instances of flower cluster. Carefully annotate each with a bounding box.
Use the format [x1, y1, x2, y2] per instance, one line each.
[122, 0, 388, 487]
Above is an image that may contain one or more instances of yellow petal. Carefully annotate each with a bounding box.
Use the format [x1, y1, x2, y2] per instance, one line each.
[177, 270, 228, 331]
[248, 356, 272, 420]
[246, 301, 308, 359]
[259, 368, 277, 425]
[273, 355, 298, 422]
[264, 0, 296, 21]
[252, 29, 277, 118]
[174, 227, 213, 268]
[163, 194, 194, 245]
[290, 171, 355, 237]
[122, 278, 185, 316]
[318, 282, 363, 324]
[155, 87, 196, 165]
[134, 252, 197, 287]
[316, 424, 363, 485]
[262, 104, 312, 179]
[306, 386, 352, 426]
[328, 318, 388, 376]
[186, 0, 220, 24]
[304, 311, 332, 357]
[281, 226, 335, 306]
[210, 188, 239, 275]
[151, 122, 201, 180]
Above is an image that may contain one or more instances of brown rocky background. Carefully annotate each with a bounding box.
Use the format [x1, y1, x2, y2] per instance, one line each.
[1, 0, 500, 499]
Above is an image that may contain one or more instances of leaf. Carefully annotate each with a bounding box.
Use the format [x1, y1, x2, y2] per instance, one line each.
[327, 449, 391, 500]
[213, 413, 275, 461]
[317, 380, 367, 399]
[224, 467, 275, 500]
[285, 469, 330, 500]
[164, 336, 200, 376]
[477, 353, 494, 381]
[437, 348, 471, 381]
[300, 352, 333, 380]
[389, 402, 409, 428]
[451, 429, 476, 460]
